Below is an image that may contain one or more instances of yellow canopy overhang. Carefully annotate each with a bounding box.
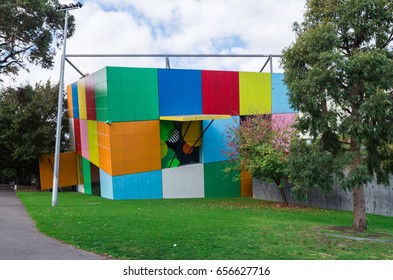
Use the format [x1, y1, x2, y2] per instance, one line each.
[159, 114, 231, 122]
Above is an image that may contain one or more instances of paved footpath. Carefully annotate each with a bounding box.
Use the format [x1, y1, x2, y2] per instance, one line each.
[0, 190, 107, 260]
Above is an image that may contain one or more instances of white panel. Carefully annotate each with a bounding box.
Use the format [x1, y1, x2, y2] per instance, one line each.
[77, 184, 85, 193]
[162, 164, 205, 199]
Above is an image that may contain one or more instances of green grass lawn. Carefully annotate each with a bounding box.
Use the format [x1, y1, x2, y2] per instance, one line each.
[17, 191, 393, 260]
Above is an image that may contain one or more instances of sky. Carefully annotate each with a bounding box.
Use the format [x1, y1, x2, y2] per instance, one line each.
[3, 0, 307, 87]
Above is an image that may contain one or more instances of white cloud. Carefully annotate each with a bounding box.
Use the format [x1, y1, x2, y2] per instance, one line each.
[2, 0, 306, 87]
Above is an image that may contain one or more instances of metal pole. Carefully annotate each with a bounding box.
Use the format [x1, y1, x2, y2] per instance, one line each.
[52, 10, 69, 207]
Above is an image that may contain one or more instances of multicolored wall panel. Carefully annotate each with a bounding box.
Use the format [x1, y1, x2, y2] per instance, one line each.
[158, 69, 202, 116]
[65, 66, 295, 201]
[202, 70, 239, 115]
[239, 72, 271, 115]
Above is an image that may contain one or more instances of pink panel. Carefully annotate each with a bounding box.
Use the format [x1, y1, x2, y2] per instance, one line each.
[80, 119, 90, 160]
[272, 113, 297, 131]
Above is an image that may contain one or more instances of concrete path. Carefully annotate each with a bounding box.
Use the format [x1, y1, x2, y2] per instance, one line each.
[0, 190, 107, 260]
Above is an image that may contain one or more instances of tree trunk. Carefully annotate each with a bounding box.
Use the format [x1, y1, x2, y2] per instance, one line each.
[275, 179, 288, 205]
[353, 186, 367, 232]
[350, 137, 367, 232]
[279, 187, 289, 205]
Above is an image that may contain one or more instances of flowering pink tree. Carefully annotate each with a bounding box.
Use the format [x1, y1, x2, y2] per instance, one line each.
[225, 114, 297, 204]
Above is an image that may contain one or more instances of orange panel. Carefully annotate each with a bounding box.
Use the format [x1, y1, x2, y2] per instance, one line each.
[110, 135, 124, 149]
[111, 148, 125, 163]
[123, 135, 138, 148]
[124, 161, 138, 172]
[111, 162, 125, 176]
[99, 159, 112, 176]
[109, 122, 124, 136]
[137, 159, 151, 172]
[124, 148, 137, 161]
[39, 152, 78, 190]
[149, 158, 161, 170]
[66, 85, 73, 118]
[241, 170, 253, 197]
[123, 122, 136, 135]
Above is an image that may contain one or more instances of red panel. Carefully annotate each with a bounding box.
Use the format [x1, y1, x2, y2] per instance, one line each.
[85, 74, 96, 120]
[202, 70, 239, 115]
[74, 118, 82, 154]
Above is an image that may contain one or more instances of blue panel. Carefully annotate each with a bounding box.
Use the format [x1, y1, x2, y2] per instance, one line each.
[125, 173, 139, 199]
[112, 175, 127, 200]
[202, 116, 239, 163]
[158, 69, 202, 116]
[71, 82, 79, 118]
[272, 73, 295, 114]
[99, 169, 113, 199]
[138, 170, 163, 199]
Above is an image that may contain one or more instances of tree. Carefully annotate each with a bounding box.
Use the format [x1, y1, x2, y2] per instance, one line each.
[0, 0, 75, 78]
[0, 81, 69, 186]
[225, 115, 296, 204]
[282, 0, 393, 231]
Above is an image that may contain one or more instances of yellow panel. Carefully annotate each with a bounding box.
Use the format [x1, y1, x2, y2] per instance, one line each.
[87, 120, 99, 167]
[160, 114, 231, 121]
[239, 72, 272, 115]
[39, 152, 78, 190]
[66, 85, 73, 118]
[241, 170, 253, 197]
[77, 78, 87, 120]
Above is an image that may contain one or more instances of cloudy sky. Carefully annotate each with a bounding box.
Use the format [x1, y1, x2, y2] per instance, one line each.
[5, 0, 307, 87]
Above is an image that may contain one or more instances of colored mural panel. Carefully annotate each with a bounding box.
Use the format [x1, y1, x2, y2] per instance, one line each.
[160, 121, 201, 168]
[241, 170, 253, 197]
[111, 170, 163, 199]
[38, 152, 78, 190]
[158, 69, 202, 116]
[77, 78, 87, 120]
[87, 120, 99, 167]
[74, 118, 81, 154]
[80, 120, 90, 160]
[97, 120, 161, 176]
[97, 121, 112, 175]
[272, 73, 295, 113]
[71, 82, 79, 119]
[66, 85, 73, 118]
[68, 118, 75, 151]
[201, 116, 239, 163]
[239, 72, 272, 115]
[202, 70, 239, 115]
[106, 67, 159, 122]
[99, 169, 113, 199]
[204, 161, 240, 198]
[85, 73, 96, 120]
[82, 157, 92, 194]
[94, 68, 108, 122]
[162, 164, 204, 198]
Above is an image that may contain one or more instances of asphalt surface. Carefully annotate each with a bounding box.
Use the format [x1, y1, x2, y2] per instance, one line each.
[0, 190, 107, 260]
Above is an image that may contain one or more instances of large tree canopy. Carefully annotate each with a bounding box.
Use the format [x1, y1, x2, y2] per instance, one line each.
[282, 0, 393, 231]
[0, 81, 69, 186]
[0, 0, 75, 78]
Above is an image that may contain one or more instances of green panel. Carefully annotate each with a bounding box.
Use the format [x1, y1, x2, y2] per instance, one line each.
[106, 67, 122, 82]
[96, 67, 159, 122]
[107, 81, 122, 95]
[204, 161, 240, 198]
[82, 157, 92, 195]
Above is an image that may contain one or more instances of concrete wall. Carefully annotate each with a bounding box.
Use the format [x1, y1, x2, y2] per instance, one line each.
[253, 178, 393, 217]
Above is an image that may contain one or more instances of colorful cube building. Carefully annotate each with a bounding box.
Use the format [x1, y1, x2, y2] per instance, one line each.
[65, 66, 296, 200]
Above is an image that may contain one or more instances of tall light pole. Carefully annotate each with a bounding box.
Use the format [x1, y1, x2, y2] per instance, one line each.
[52, 2, 83, 207]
